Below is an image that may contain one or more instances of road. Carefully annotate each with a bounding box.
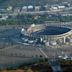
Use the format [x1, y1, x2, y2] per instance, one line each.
[1, 7, 72, 16]
[38, 47, 62, 72]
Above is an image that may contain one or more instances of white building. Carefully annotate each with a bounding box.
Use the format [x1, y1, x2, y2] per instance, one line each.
[7, 6, 12, 11]
[28, 5, 33, 9]
[58, 6, 65, 9]
[0, 15, 8, 21]
[53, 7, 58, 10]
[35, 6, 40, 11]
[50, 41, 57, 45]
[50, 6, 58, 10]
[14, 7, 20, 14]
[45, 42, 49, 46]
[27, 5, 34, 11]
[22, 6, 27, 10]
[21, 6, 27, 13]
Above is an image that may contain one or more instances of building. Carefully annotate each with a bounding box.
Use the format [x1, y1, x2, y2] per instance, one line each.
[35, 6, 40, 11]
[27, 5, 34, 11]
[22, 24, 72, 46]
[21, 6, 27, 12]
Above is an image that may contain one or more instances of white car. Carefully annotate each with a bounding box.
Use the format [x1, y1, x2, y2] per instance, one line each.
[58, 55, 63, 58]
[23, 43, 30, 45]
[28, 40, 34, 44]
[24, 38, 28, 42]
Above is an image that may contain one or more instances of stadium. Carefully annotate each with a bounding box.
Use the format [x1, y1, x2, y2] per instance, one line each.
[21, 24, 72, 46]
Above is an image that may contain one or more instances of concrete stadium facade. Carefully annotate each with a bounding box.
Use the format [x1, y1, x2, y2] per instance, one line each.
[27, 24, 72, 46]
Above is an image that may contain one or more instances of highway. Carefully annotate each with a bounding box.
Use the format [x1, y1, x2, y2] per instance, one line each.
[0, 7, 72, 16]
[38, 47, 62, 72]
